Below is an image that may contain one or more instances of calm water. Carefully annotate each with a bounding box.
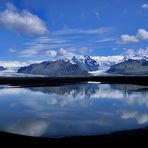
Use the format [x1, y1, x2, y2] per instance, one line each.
[0, 82, 148, 137]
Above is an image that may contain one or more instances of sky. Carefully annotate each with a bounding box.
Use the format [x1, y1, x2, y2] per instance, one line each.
[0, 0, 148, 62]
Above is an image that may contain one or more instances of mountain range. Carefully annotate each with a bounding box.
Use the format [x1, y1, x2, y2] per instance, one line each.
[17, 55, 124, 76]
[18, 56, 95, 76]
[2, 55, 148, 76]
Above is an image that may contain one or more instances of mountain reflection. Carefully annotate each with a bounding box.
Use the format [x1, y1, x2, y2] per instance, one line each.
[28, 83, 100, 99]
[27, 83, 148, 102]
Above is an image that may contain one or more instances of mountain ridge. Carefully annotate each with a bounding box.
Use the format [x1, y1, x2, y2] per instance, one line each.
[107, 59, 148, 75]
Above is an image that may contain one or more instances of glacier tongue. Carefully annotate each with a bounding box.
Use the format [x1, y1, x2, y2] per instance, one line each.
[91, 55, 124, 70]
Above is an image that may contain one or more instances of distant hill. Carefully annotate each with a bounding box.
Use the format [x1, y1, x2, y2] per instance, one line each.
[107, 59, 148, 75]
[18, 59, 91, 77]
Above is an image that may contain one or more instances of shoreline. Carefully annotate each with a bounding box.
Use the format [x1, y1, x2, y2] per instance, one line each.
[0, 76, 148, 86]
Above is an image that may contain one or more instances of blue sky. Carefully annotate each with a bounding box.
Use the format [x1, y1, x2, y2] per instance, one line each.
[0, 0, 148, 61]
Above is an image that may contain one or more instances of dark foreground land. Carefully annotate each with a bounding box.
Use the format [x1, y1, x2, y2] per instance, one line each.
[0, 76, 148, 86]
[0, 127, 148, 146]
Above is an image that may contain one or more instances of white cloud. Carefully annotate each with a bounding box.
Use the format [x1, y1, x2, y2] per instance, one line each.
[141, 3, 148, 9]
[46, 47, 93, 58]
[117, 34, 139, 44]
[46, 48, 75, 58]
[59, 48, 75, 57]
[0, 3, 48, 36]
[137, 29, 148, 40]
[118, 28, 148, 44]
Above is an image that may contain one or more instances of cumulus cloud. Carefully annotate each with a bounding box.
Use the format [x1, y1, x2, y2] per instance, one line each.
[0, 3, 48, 36]
[117, 28, 148, 44]
[46, 47, 93, 59]
[59, 48, 74, 57]
[137, 29, 148, 40]
[118, 34, 139, 44]
[141, 3, 148, 9]
[46, 48, 75, 58]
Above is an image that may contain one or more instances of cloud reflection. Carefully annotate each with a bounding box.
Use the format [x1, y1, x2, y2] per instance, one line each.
[5, 118, 49, 137]
[120, 110, 148, 124]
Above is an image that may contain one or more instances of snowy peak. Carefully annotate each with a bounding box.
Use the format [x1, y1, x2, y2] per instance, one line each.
[69, 56, 99, 71]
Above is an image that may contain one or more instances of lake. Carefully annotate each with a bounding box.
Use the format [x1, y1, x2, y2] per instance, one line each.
[0, 82, 148, 137]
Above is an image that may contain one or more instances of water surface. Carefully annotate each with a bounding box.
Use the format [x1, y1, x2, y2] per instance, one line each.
[0, 82, 148, 137]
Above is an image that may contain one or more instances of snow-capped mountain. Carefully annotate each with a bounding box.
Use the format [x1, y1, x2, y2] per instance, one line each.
[63, 55, 124, 71]
[18, 59, 91, 77]
[107, 59, 148, 75]
[69, 56, 99, 71]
